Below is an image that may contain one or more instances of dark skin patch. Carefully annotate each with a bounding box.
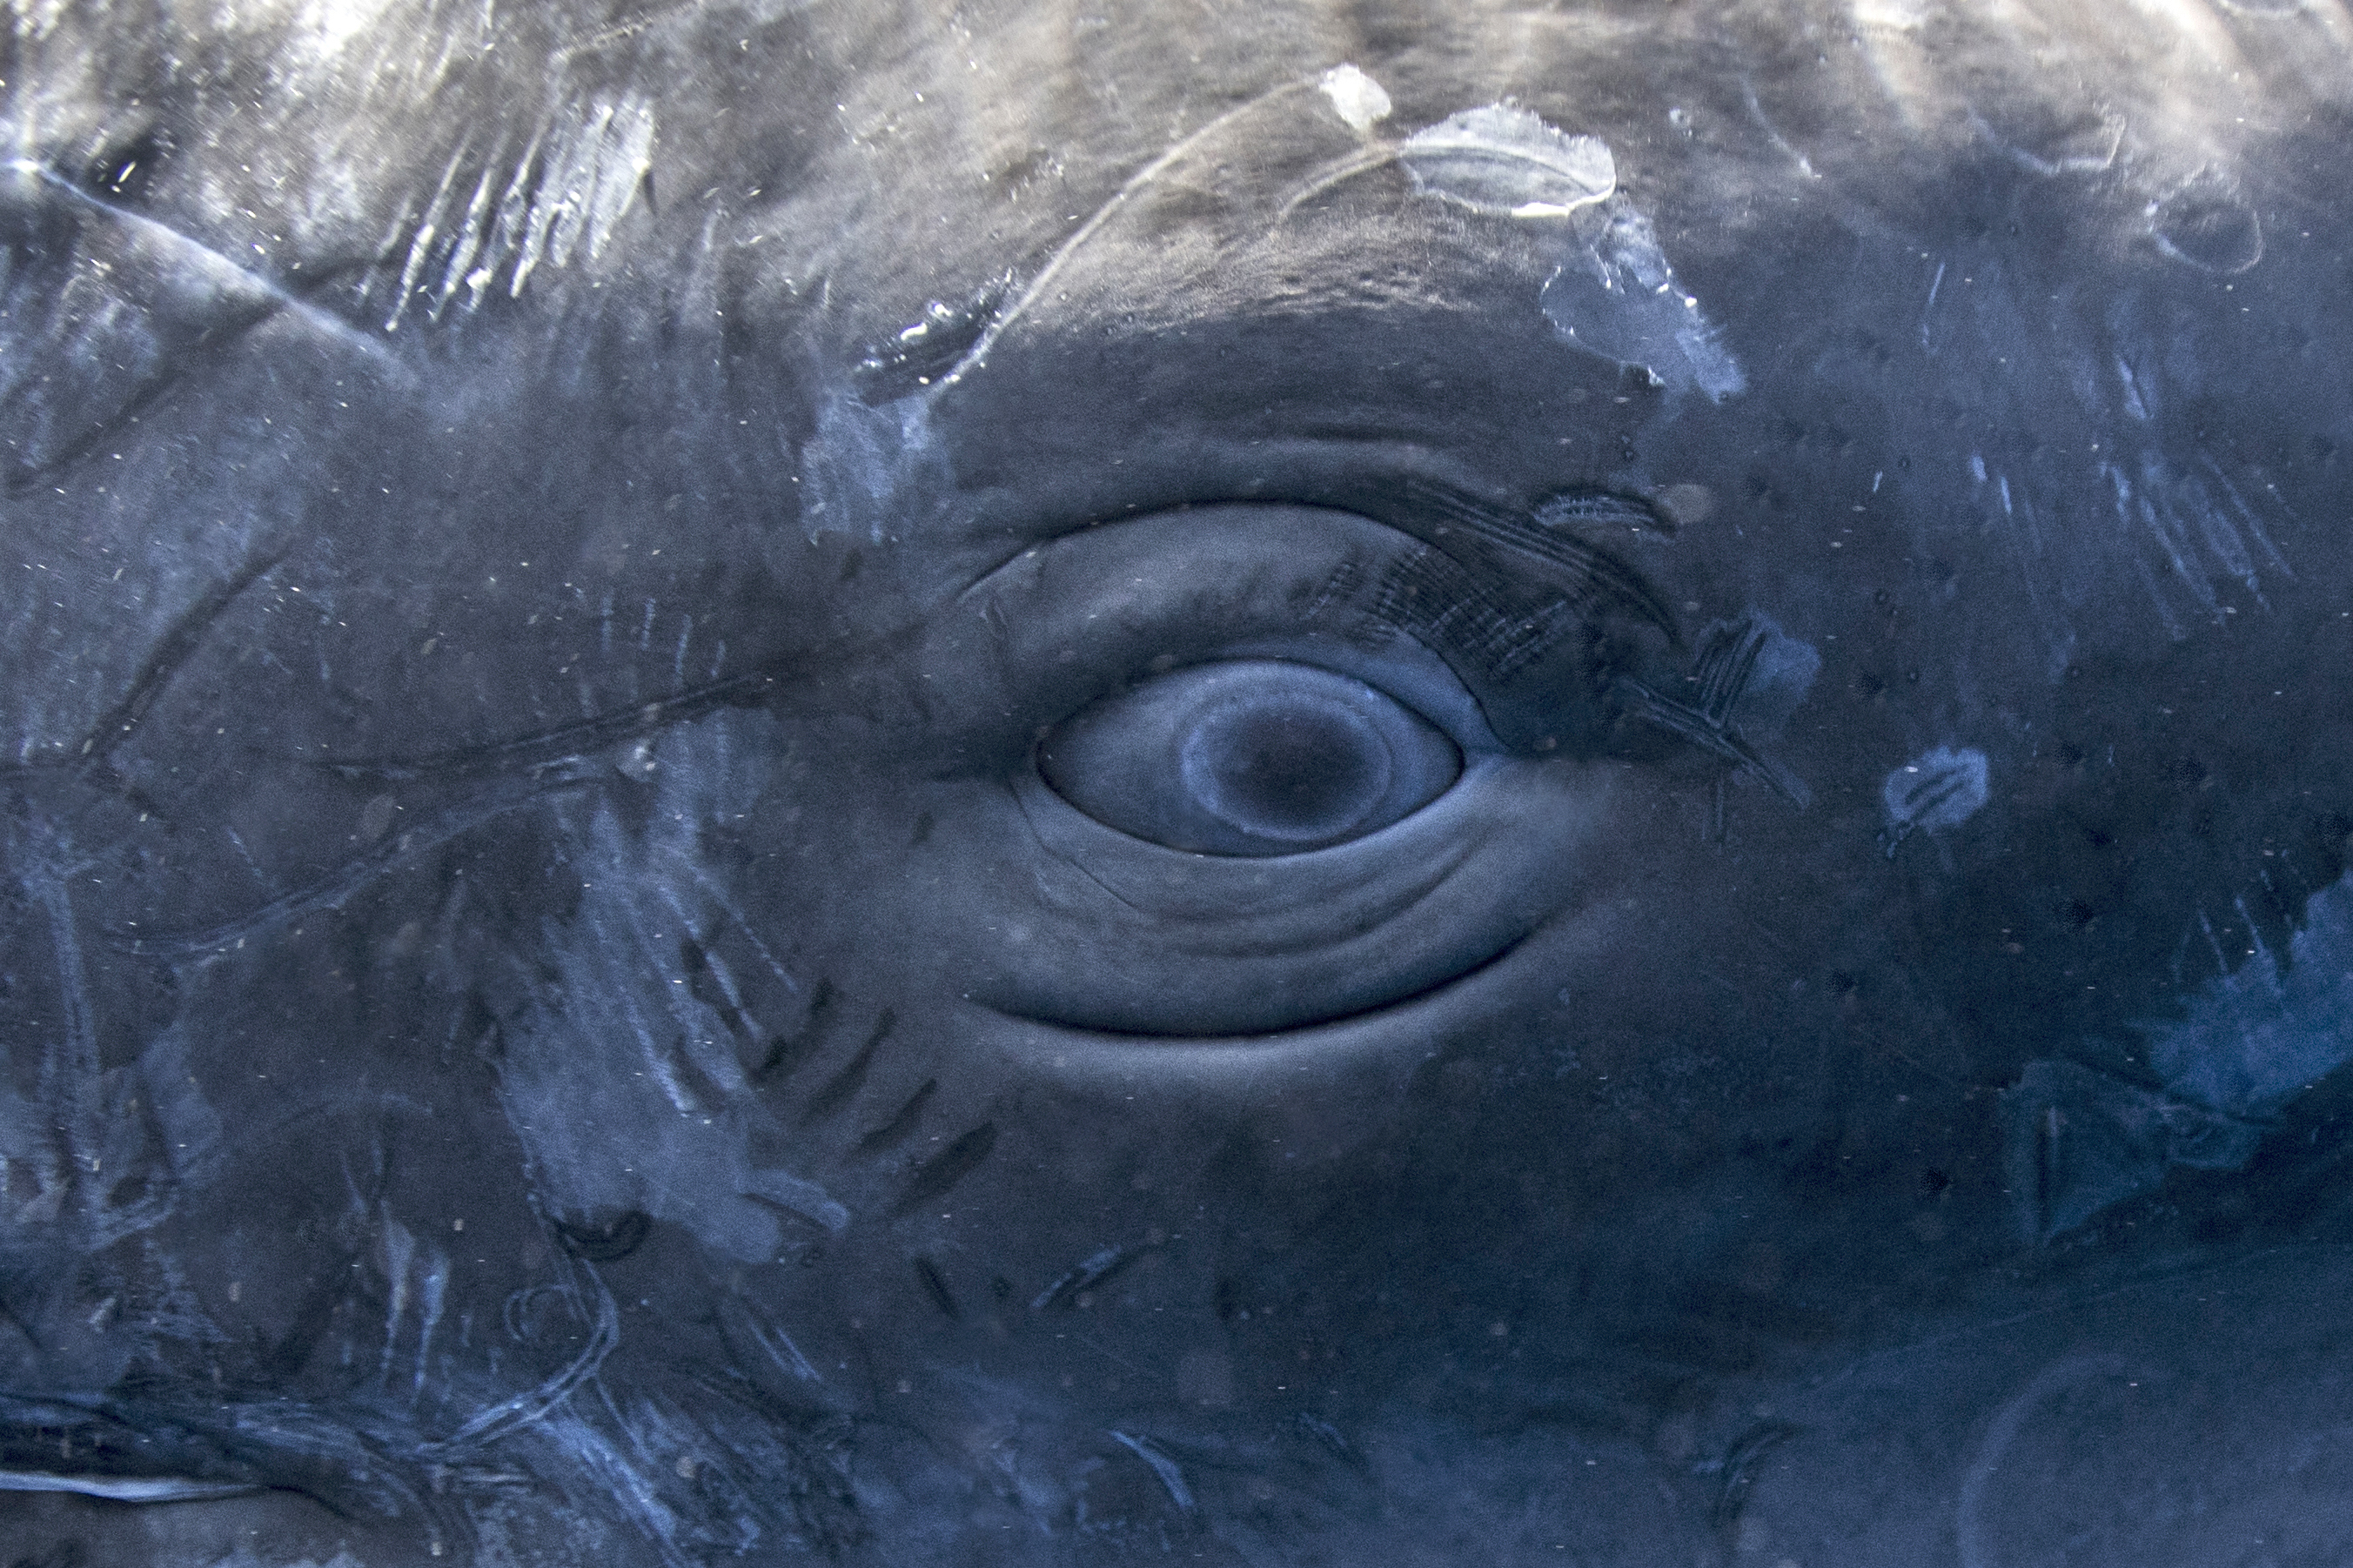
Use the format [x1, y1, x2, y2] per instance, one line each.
[887, 1122, 998, 1219]
[913, 1256, 960, 1321]
[553, 1210, 652, 1264]
[857, 1078, 938, 1151]
[759, 977, 837, 1081]
[800, 1008, 894, 1124]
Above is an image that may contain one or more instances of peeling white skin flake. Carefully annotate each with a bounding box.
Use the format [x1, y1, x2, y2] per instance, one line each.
[1398, 104, 1615, 218]
[1542, 199, 1748, 400]
[1395, 103, 1742, 399]
[2142, 872, 2353, 1119]
[1318, 63, 1392, 135]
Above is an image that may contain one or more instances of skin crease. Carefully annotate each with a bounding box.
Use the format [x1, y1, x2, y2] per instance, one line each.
[6, 0, 2353, 1563]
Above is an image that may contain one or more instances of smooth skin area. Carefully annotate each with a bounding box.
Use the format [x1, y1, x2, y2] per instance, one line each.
[5, 2, 2353, 1563]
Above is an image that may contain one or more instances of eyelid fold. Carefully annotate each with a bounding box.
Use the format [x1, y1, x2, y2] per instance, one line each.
[912, 498, 1675, 773]
[913, 504, 1447, 767]
[975, 750, 1616, 1035]
[1036, 658, 1464, 854]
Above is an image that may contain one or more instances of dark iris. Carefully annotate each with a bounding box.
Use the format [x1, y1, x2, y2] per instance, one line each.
[1036, 659, 1463, 856]
[1179, 694, 1392, 842]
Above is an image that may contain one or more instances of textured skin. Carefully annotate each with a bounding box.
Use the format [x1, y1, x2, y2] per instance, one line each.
[4, 2, 2353, 1564]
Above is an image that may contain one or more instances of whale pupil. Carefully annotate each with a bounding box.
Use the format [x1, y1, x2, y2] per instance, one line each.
[1179, 695, 1394, 841]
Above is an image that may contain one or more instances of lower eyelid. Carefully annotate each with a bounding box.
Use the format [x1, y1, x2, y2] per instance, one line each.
[1009, 766, 1483, 921]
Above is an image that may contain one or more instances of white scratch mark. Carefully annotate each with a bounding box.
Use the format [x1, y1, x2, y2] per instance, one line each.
[387, 139, 472, 332]
[2202, 456, 2291, 578]
[437, 1262, 619, 1451]
[654, 843, 797, 995]
[1109, 1431, 1197, 1515]
[542, 101, 618, 273]
[431, 158, 499, 322]
[1957, 1357, 2137, 1568]
[1738, 76, 1817, 178]
[941, 79, 1323, 386]
[412, 1250, 449, 1400]
[379, 1211, 417, 1382]
[741, 1309, 821, 1383]
[2117, 357, 2152, 421]
[486, 123, 547, 301]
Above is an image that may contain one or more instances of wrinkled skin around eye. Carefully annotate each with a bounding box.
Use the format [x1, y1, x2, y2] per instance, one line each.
[880, 502, 1643, 1041]
[1036, 659, 1464, 854]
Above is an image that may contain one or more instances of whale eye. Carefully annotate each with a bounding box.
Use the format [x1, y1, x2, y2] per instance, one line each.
[1036, 660, 1463, 855]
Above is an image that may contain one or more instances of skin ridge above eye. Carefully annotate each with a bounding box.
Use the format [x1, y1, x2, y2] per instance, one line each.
[1136, 479, 1677, 688]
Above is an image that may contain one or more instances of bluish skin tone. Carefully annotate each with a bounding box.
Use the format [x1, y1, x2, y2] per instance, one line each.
[5, 2, 2353, 1563]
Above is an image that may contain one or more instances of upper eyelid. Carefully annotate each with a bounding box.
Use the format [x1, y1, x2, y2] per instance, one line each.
[972, 478, 1676, 652]
[1381, 479, 1679, 635]
[1348, 479, 1679, 677]
[1218, 482, 1678, 740]
[942, 488, 1674, 751]
[1358, 542, 1577, 686]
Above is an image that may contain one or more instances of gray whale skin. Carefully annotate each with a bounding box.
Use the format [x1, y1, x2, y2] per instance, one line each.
[6, 2, 2353, 1564]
